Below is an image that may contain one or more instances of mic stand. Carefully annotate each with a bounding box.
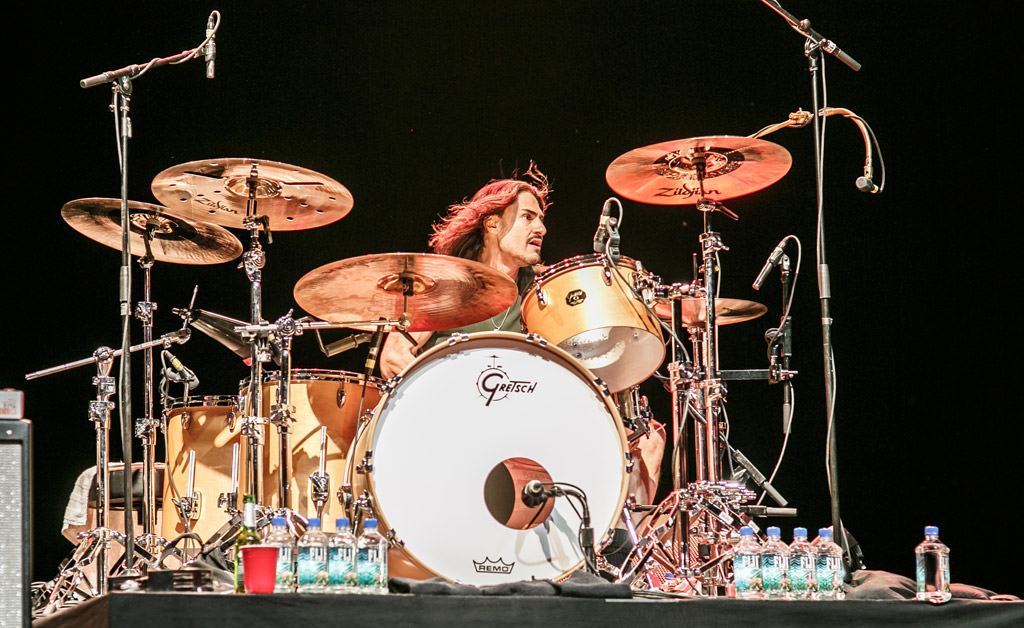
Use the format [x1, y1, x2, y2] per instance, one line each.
[762, 0, 857, 571]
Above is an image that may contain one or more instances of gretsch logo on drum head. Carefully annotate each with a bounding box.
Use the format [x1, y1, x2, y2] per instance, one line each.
[473, 557, 515, 574]
[476, 355, 538, 406]
[565, 289, 586, 306]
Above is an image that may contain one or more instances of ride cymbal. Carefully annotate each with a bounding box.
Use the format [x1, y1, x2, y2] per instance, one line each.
[61, 198, 243, 264]
[605, 135, 792, 205]
[150, 158, 353, 231]
[654, 296, 767, 327]
[293, 253, 519, 332]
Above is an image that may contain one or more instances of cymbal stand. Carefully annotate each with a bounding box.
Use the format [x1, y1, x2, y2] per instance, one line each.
[132, 225, 164, 561]
[238, 164, 274, 507]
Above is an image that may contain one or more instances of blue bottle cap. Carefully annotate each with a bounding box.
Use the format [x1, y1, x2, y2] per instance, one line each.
[271, 517, 286, 526]
[793, 526, 808, 537]
[740, 526, 754, 536]
[336, 517, 350, 528]
[364, 518, 378, 529]
[924, 525, 939, 536]
[767, 526, 781, 536]
[818, 528, 833, 538]
[307, 518, 321, 528]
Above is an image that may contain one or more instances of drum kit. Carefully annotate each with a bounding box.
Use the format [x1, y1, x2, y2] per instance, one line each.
[31, 131, 799, 603]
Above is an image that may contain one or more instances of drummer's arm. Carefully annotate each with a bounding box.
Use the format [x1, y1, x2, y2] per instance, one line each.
[380, 330, 433, 379]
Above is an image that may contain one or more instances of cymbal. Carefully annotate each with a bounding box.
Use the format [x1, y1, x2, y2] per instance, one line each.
[61, 198, 243, 265]
[293, 253, 519, 332]
[150, 158, 353, 231]
[654, 296, 767, 327]
[605, 135, 792, 205]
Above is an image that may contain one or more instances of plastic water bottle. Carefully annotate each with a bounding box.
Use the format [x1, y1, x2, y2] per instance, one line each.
[915, 525, 951, 604]
[356, 518, 388, 594]
[328, 517, 358, 594]
[296, 517, 329, 593]
[814, 528, 846, 600]
[263, 517, 296, 593]
[732, 526, 762, 598]
[787, 527, 817, 599]
[761, 526, 789, 599]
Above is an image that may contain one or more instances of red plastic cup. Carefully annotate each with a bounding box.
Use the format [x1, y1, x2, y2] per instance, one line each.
[241, 545, 279, 594]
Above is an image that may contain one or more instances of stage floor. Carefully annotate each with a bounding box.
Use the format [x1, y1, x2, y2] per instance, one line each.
[33, 591, 1024, 628]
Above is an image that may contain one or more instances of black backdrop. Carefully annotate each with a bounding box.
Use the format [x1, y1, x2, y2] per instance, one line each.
[5, 1, 1019, 597]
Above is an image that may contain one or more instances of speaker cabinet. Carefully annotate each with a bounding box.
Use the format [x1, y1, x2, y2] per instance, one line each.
[0, 419, 31, 628]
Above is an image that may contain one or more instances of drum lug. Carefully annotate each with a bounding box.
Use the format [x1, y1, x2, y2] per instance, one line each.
[592, 377, 611, 398]
[602, 263, 613, 286]
[180, 409, 192, 431]
[445, 333, 470, 346]
[624, 449, 634, 474]
[380, 376, 400, 395]
[385, 527, 405, 549]
[525, 333, 548, 347]
[356, 449, 374, 474]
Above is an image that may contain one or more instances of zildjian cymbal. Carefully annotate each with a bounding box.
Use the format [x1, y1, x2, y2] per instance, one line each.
[654, 296, 767, 327]
[150, 158, 353, 231]
[61, 198, 243, 264]
[293, 253, 519, 332]
[605, 135, 792, 205]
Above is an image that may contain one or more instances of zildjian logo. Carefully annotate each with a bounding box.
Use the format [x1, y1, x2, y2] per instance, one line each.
[476, 355, 538, 406]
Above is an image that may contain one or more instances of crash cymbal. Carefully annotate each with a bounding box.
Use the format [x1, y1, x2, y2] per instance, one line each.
[150, 158, 353, 231]
[654, 296, 767, 327]
[61, 198, 243, 264]
[605, 135, 792, 205]
[293, 253, 518, 332]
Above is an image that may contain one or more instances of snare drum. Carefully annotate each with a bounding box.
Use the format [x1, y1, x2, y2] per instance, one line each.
[259, 369, 381, 528]
[347, 332, 629, 584]
[161, 396, 241, 543]
[521, 254, 664, 392]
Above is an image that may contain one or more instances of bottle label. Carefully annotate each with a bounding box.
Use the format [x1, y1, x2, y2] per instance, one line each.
[733, 553, 761, 594]
[275, 546, 295, 590]
[816, 554, 844, 592]
[761, 553, 786, 593]
[357, 547, 387, 587]
[297, 546, 329, 587]
[788, 554, 816, 593]
[329, 545, 357, 587]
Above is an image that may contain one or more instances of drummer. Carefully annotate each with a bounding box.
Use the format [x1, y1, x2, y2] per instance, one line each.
[379, 165, 665, 523]
[380, 165, 549, 378]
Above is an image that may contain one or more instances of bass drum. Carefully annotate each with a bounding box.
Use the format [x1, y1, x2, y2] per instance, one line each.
[347, 332, 629, 584]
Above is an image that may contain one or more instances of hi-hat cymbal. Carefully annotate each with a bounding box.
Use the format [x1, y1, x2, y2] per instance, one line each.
[293, 253, 519, 332]
[606, 135, 792, 205]
[654, 296, 767, 327]
[61, 198, 243, 264]
[150, 158, 353, 231]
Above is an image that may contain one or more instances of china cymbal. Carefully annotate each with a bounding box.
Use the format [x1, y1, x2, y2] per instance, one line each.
[605, 135, 792, 205]
[150, 158, 353, 231]
[61, 198, 243, 264]
[293, 253, 519, 332]
[654, 296, 767, 327]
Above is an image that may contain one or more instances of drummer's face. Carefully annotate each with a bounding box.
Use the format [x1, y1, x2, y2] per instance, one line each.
[493, 192, 546, 268]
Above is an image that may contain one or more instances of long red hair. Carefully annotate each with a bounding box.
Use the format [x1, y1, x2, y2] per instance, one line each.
[429, 164, 550, 260]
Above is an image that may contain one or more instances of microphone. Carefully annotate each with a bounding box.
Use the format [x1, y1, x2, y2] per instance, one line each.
[592, 200, 613, 254]
[163, 350, 200, 390]
[204, 13, 217, 79]
[320, 332, 373, 358]
[522, 480, 556, 508]
[752, 239, 787, 291]
[855, 170, 879, 194]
